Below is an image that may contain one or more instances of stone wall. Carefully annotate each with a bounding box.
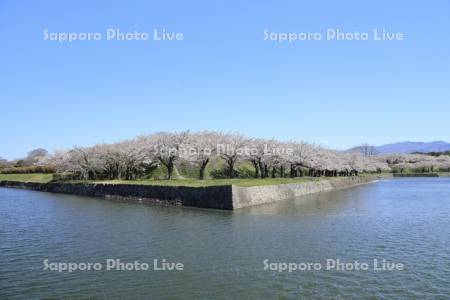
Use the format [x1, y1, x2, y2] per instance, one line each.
[0, 175, 388, 210]
[231, 176, 388, 209]
[0, 181, 234, 210]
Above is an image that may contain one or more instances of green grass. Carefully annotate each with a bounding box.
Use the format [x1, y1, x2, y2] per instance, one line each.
[0, 172, 393, 187]
[0, 173, 54, 183]
[88, 177, 319, 187]
[0, 172, 318, 187]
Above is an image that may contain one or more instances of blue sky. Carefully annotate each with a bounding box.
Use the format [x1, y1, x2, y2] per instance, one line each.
[1, 0, 449, 159]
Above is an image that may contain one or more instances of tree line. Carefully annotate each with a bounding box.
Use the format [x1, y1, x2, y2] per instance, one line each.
[384, 153, 450, 173]
[4, 134, 450, 179]
[48, 131, 390, 180]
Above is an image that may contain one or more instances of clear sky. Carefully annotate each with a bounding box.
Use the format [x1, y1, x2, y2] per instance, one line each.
[1, 0, 449, 159]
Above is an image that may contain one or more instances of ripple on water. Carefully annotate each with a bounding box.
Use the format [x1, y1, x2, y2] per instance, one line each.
[1, 178, 450, 298]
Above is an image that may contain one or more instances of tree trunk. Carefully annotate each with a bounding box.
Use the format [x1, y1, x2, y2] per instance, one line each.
[199, 159, 209, 180]
[167, 159, 174, 179]
[159, 157, 174, 180]
[251, 160, 260, 178]
[259, 161, 265, 178]
[227, 159, 236, 178]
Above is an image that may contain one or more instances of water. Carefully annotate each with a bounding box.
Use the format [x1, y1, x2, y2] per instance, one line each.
[1, 178, 449, 299]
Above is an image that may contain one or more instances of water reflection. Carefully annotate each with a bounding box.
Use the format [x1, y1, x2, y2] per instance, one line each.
[237, 184, 373, 217]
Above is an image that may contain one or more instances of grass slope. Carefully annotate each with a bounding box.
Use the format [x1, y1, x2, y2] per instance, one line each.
[0, 173, 318, 187]
[0, 173, 54, 183]
[90, 177, 317, 187]
[0, 173, 394, 187]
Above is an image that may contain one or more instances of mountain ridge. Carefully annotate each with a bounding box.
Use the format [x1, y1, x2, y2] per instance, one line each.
[368, 141, 450, 154]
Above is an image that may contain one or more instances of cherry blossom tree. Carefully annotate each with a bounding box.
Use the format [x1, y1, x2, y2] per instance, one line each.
[184, 131, 220, 180]
[383, 153, 450, 173]
[217, 133, 248, 178]
[152, 131, 189, 179]
[48, 130, 395, 180]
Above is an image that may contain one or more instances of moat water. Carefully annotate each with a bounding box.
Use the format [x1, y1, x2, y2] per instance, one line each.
[1, 178, 449, 299]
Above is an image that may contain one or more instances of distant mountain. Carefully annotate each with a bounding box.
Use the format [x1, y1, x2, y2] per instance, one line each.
[375, 141, 450, 154]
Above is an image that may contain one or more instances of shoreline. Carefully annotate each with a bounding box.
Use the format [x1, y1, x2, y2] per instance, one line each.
[0, 175, 392, 210]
